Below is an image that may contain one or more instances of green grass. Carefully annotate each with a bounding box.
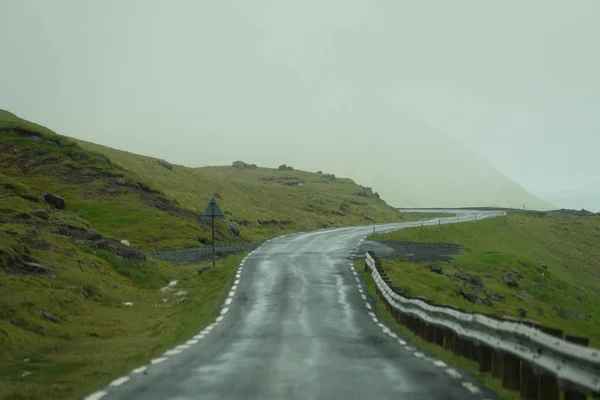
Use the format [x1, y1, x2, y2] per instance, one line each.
[0, 233, 244, 400]
[369, 212, 600, 346]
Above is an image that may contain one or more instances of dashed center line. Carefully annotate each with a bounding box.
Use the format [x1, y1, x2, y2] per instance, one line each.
[462, 382, 481, 394]
[84, 391, 108, 400]
[446, 368, 462, 379]
[109, 376, 130, 387]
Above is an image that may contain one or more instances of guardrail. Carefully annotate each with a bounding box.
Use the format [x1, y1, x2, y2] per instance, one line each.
[365, 251, 600, 400]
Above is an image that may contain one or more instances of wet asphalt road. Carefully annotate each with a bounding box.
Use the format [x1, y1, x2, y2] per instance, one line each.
[92, 210, 502, 400]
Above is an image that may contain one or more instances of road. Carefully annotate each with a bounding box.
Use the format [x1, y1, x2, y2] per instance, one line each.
[88, 210, 502, 400]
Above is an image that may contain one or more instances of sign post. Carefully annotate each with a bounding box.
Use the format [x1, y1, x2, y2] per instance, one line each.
[201, 198, 225, 268]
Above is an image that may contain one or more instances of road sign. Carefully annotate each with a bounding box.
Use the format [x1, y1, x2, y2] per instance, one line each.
[201, 198, 225, 220]
[200, 198, 225, 269]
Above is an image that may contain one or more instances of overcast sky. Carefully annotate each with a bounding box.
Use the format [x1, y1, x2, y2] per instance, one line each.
[1, 0, 598, 211]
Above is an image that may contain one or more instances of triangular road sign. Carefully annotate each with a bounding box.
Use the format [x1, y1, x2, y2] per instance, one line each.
[201, 198, 225, 220]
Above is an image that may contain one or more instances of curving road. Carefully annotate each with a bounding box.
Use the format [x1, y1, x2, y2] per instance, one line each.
[88, 210, 502, 400]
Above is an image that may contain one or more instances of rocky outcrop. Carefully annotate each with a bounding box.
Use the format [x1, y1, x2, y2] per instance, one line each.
[31, 209, 49, 220]
[94, 239, 147, 263]
[157, 159, 173, 170]
[42, 191, 66, 209]
[278, 164, 294, 171]
[502, 273, 519, 288]
[232, 161, 257, 169]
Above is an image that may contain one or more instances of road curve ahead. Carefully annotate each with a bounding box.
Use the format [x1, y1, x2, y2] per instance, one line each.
[93, 211, 501, 400]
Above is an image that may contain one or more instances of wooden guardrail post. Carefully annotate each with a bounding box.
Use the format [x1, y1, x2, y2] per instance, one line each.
[501, 351, 521, 391]
[520, 361, 538, 400]
[564, 335, 590, 400]
[538, 327, 563, 400]
[491, 350, 503, 379]
[435, 326, 444, 347]
[479, 344, 492, 373]
[453, 335, 463, 356]
[443, 329, 455, 351]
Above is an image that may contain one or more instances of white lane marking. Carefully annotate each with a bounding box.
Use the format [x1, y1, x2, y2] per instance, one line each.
[186, 339, 199, 345]
[216, 316, 224, 322]
[194, 334, 206, 340]
[225, 298, 232, 305]
[360, 294, 367, 300]
[355, 277, 360, 283]
[365, 303, 372, 310]
[221, 307, 229, 315]
[372, 316, 379, 323]
[84, 392, 108, 400]
[236, 273, 241, 278]
[358, 287, 363, 293]
[398, 339, 406, 345]
[414, 352, 425, 358]
[109, 376, 130, 387]
[350, 253, 355, 257]
[387, 332, 398, 339]
[132, 366, 148, 374]
[368, 312, 376, 317]
[234, 279, 240, 284]
[228, 291, 235, 298]
[462, 382, 481, 394]
[446, 368, 462, 379]
[175, 344, 191, 350]
[348, 262, 354, 266]
[434, 360, 447, 367]
[232, 285, 238, 290]
[151, 357, 168, 365]
[164, 349, 182, 356]
[404, 346, 415, 351]
[377, 323, 386, 329]
[352, 271, 357, 276]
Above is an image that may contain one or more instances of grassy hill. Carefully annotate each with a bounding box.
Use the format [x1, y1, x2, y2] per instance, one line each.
[369, 211, 600, 346]
[76, 139, 412, 243]
[1, 109, 438, 399]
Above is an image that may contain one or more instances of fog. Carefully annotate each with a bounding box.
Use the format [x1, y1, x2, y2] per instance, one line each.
[1, 1, 598, 210]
